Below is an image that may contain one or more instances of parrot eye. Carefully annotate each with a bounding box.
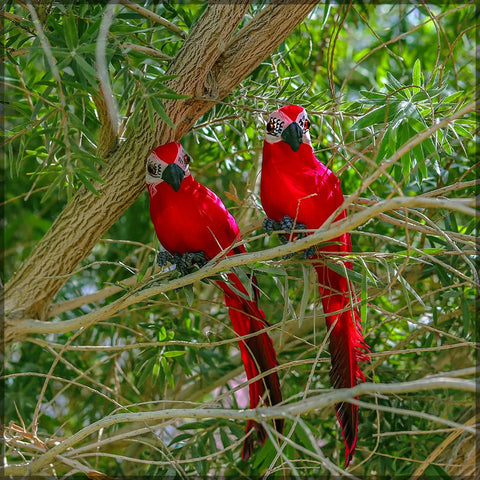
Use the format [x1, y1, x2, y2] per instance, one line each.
[184, 154, 191, 165]
[147, 161, 161, 177]
[266, 121, 275, 134]
[304, 119, 311, 130]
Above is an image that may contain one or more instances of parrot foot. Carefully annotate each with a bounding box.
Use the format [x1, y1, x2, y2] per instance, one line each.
[263, 217, 292, 256]
[263, 217, 279, 235]
[279, 215, 295, 232]
[279, 215, 307, 237]
[157, 250, 175, 268]
[173, 251, 208, 276]
[278, 215, 308, 258]
[278, 215, 308, 242]
[264, 215, 314, 259]
[303, 245, 317, 259]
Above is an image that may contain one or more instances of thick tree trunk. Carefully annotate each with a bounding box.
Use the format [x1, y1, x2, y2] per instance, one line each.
[3, 2, 317, 340]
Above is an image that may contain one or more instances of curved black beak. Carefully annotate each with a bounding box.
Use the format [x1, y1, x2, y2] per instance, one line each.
[281, 122, 303, 152]
[162, 163, 185, 192]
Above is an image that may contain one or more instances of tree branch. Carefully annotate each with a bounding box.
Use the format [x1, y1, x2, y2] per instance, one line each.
[4, 1, 316, 322]
[4, 194, 477, 345]
[118, 0, 187, 38]
[215, 1, 318, 97]
[5, 375, 475, 475]
[122, 42, 173, 60]
[92, 85, 119, 158]
[4, 2, 250, 319]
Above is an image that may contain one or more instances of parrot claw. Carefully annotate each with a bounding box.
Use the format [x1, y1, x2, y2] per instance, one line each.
[173, 251, 208, 276]
[279, 215, 307, 236]
[278, 215, 313, 259]
[263, 217, 278, 235]
[296, 229, 307, 240]
[157, 251, 174, 268]
[303, 245, 316, 259]
[279, 215, 294, 232]
[264, 215, 312, 259]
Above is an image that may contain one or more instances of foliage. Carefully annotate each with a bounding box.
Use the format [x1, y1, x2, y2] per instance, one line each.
[3, 2, 477, 478]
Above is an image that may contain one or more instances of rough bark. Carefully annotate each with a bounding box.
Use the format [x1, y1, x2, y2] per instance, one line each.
[92, 86, 119, 158]
[3, 2, 317, 330]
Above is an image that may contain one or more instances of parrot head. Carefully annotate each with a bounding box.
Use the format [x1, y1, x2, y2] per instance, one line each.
[146, 142, 192, 193]
[264, 104, 312, 152]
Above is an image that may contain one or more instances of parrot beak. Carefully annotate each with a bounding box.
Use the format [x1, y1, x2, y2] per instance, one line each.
[162, 163, 185, 192]
[281, 122, 303, 152]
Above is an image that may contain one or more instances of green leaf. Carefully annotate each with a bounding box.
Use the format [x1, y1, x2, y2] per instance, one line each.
[223, 281, 251, 302]
[298, 265, 311, 326]
[386, 71, 404, 91]
[361, 269, 368, 324]
[412, 58, 422, 86]
[442, 91, 466, 104]
[451, 123, 473, 139]
[163, 350, 185, 358]
[168, 432, 193, 446]
[158, 326, 167, 342]
[161, 356, 174, 389]
[74, 55, 98, 89]
[253, 264, 288, 276]
[150, 97, 175, 128]
[152, 359, 160, 378]
[178, 421, 216, 431]
[184, 284, 194, 307]
[156, 92, 191, 100]
[351, 105, 388, 130]
[219, 428, 234, 462]
[321, 0, 332, 29]
[377, 127, 392, 160]
[448, 212, 458, 233]
[63, 11, 78, 51]
[76, 170, 100, 195]
[136, 255, 151, 283]
[360, 90, 387, 100]
[231, 265, 254, 300]
[413, 144, 427, 181]
[144, 97, 154, 130]
[401, 273, 425, 307]
[326, 262, 374, 286]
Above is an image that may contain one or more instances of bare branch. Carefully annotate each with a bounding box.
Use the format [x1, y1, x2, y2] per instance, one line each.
[5, 194, 477, 344]
[4, 2, 250, 319]
[5, 375, 475, 475]
[118, 0, 187, 38]
[4, 2, 314, 321]
[92, 85, 119, 158]
[214, 1, 318, 97]
[95, 1, 120, 136]
[122, 42, 173, 60]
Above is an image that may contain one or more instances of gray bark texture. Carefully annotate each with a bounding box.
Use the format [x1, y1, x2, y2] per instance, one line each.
[4, 1, 317, 344]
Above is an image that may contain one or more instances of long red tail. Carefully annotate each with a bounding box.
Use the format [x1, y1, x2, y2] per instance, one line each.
[217, 272, 283, 461]
[314, 235, 370, 468]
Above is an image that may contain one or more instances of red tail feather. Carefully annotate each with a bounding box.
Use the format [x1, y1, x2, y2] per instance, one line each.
[260, 106, 371, 466]
[315, 249, 370, 468]
[218, 273, 283, 460]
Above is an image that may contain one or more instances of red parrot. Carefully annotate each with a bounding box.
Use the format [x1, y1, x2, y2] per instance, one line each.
[260, 105, 370, 467]
[146, 142, 283, 460]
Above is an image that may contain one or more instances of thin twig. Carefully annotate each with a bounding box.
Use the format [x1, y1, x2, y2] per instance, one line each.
[7, 376, 475, 475]
[95, 1, 119, 135]
[6, 194, 477, 343]
[119, 0, 186, 38]
[122, 42, 173, 60]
